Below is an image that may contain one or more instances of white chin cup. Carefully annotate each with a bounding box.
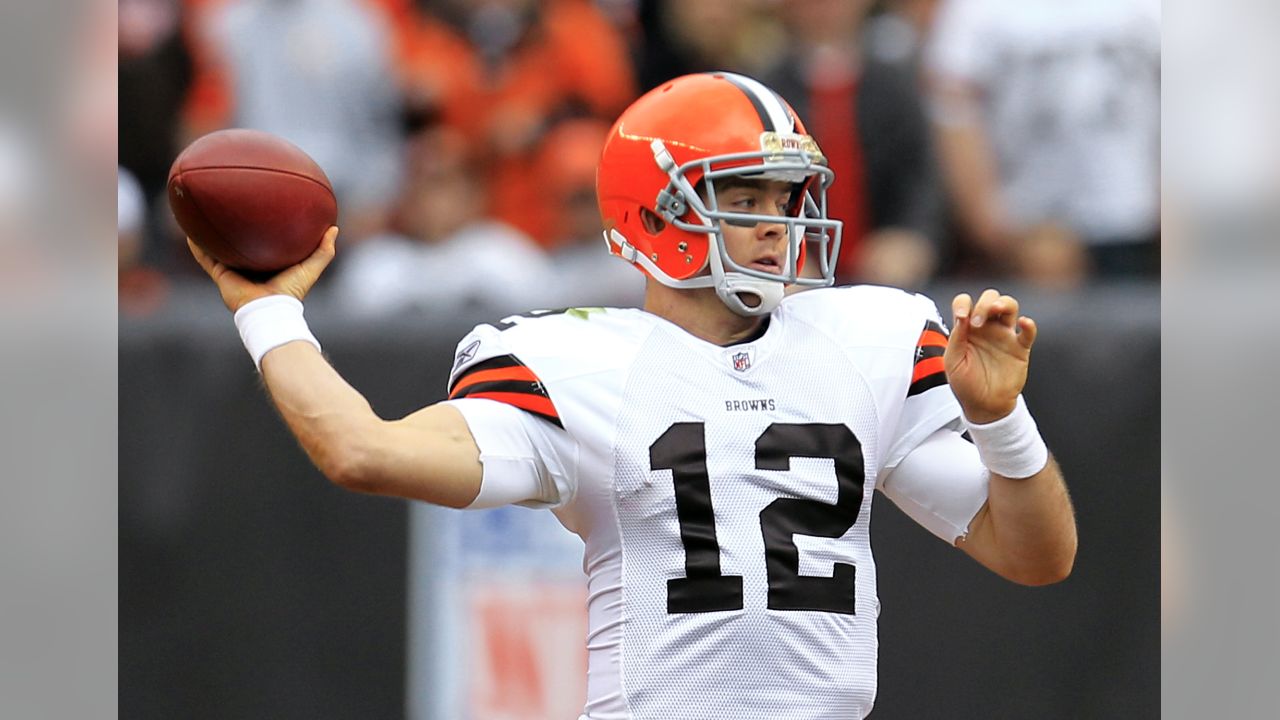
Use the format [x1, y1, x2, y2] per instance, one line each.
[716, 273, 785, 316]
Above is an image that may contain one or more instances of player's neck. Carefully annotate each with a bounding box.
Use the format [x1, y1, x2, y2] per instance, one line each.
[644, 282, 767, 347]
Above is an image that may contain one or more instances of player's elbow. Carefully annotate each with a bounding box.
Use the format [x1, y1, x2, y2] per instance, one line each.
[317, 426, 385, 494]
[1007, 543, 1076, 586]
[323, 450, 373, 493]
[1010, 558, 1073, 587]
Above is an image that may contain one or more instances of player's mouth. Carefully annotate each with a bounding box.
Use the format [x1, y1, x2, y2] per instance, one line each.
[750, 255, 783, 274]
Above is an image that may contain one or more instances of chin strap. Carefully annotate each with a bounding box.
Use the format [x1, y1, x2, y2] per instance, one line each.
[704, 226, 786, 317]
[715, 274, 785, 316]
[606, 229, 714, 289]
[605, 228, 786, 316]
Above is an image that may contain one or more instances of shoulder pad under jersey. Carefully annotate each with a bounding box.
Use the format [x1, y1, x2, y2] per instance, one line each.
[779, 286, 951, 396]
[446, 307, 656, 427]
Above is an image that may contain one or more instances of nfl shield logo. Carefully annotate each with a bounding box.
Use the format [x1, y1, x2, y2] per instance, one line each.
[732, 351, 751, 372]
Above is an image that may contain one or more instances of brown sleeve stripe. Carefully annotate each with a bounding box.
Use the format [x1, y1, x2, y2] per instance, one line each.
[915, 343, 945, 363]
[449, 365, 540, 397]
[448, 354, 521, 390]
[917, 319, 948, 343]
[911, 356, 946, 384]
[908, 372, 948, 397]
[448, 354, 562, 428]
[917, 329, 948, 348]
[908, 320, 950, 397]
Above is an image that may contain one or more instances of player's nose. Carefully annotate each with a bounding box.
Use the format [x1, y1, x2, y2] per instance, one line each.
[759, 224, 786, 248]
[756, 206, 787, 240]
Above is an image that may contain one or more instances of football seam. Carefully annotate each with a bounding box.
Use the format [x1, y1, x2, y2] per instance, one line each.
[175, 172, 266, 270]
[178, 165, 337, 200]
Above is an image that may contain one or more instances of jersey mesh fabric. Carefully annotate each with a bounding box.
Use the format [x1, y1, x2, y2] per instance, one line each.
[448, 290, 963, 720]
[610, 318, 883, 720]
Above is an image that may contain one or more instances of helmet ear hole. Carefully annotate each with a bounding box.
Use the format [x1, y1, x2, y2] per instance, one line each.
[640, 207, 667, 235]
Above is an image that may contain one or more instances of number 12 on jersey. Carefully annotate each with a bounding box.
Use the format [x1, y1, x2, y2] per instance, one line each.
[650, 422, 866, 615]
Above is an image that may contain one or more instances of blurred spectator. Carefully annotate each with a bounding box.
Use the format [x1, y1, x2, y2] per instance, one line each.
[120, 0, 191, 198]
[120, 0, 193, 272]
[392, 4, 487, 147]
[633, 0, 784, 91]
[761, 0, 946, 290]
[119, 167, 170, 316]
[183, 0, 405, 243]
[536, 119, 645, 307]
[412, 0, 635, 246]
[333, 125, 555, 316]
[926, 0, 1161, 283]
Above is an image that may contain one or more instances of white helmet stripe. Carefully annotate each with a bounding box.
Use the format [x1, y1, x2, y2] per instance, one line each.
[716, 72, 794, 133]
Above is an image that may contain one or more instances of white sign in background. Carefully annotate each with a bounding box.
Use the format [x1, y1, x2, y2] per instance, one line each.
[407, 503, 587, 720]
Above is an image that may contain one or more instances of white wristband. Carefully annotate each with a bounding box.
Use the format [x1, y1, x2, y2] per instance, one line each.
[964, 395, 1049, 479]
[232, 295, 321, 370]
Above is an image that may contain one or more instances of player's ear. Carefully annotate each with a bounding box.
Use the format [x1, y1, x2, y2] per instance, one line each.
[640, 208, 666, 235]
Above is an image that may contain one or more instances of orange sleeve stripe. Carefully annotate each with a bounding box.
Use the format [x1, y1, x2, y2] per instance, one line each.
[449, 366, 540, 398]
[911, 356, 947, 383]
[917, 330, 948, 348]
[465, 391, 560, 420]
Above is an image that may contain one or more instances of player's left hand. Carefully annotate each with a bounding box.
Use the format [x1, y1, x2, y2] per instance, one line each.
[945, 289, 1038, 424]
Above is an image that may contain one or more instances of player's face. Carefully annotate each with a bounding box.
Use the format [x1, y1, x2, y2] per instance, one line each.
[712, 178, 795, 276]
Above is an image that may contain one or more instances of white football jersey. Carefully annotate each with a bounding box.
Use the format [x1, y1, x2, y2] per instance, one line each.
[445, 286, 963, 720]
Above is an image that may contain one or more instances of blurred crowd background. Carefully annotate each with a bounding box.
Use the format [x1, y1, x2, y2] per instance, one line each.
[118, 0, 1160, 317]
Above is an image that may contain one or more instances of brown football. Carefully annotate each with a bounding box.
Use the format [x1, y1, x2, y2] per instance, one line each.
[168, 129, 337, 273]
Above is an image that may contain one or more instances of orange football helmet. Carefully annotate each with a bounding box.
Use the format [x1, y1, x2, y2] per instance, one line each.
[597, 72, 843, 315]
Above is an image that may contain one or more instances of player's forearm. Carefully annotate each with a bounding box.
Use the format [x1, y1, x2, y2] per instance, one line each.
[259, 341, 385, 489]
[259, 343, 484, 507]
[971, 456, 1077, 585]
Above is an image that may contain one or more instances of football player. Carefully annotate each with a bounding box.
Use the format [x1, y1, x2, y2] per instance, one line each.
[189, 72, 1076, 719]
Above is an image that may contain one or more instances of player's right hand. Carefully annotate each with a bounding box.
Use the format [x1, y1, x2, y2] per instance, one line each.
[188, 226, 338, 313]
[944, 288, 1037, 424]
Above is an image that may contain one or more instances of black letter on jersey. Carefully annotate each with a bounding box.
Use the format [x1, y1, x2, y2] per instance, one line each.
[756, 424, 864, 614]
[651, 423, 745, 613]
